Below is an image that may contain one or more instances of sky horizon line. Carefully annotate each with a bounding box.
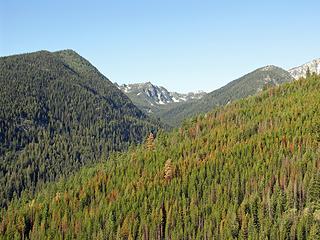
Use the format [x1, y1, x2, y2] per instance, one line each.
[1, 1, 320, 93]
[1, 47, 318, 93]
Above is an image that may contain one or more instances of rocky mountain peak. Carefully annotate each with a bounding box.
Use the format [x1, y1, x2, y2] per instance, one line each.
[116, 82, 206, 105]
[288, 58, 320, 79]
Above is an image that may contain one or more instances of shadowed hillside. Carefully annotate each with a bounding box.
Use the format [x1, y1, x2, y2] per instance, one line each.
[0, 50, 161, 207]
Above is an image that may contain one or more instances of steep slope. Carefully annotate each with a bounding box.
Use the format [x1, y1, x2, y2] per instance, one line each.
[0, 50, 160, 207]
[162, 65, 293, 126]
[116, 82, 206, 120]
[116, 82, 205, 106]
[2, 74, 320, 239]
[288, 58, 320, 79]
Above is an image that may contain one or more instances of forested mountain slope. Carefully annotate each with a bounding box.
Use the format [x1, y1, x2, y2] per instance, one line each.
[161, 65, 293, 126]
[1, 74, 320, 239]
[0, 50, 160, 207]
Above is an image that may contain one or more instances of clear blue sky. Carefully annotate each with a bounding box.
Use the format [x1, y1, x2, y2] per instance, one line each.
[1, 0, 320, 93]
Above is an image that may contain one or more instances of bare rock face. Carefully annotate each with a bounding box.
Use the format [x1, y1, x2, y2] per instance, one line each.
[116, 81, 206, 105]
[288, 58, 320, 79]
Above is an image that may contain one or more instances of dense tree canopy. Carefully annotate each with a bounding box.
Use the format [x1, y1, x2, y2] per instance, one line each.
[0, 50, 161, 208]
[1, 74, 319, 239]
[160, 65, 293, 126]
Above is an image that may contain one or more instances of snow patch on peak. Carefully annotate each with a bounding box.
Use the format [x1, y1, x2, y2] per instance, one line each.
[117, 81, 207, 106]
[288, 58, 320, 79]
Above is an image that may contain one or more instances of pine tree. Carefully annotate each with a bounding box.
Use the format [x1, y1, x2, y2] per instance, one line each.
[17, 215, 26, 239]
[306, 67, 311, 78]
[308, 223, 320, 240]
[308, 172, 320, 209]
[146, 133, 155, 150]
[240, 214, 249, 240]
[164, 159, 174, 181]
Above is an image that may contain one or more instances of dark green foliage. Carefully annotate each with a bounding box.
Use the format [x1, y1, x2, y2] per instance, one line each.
[1, 70, 319, 239]
[159, 65, 293, 126]
[0, 50, 161, 207]
[308, 172, 320, 208]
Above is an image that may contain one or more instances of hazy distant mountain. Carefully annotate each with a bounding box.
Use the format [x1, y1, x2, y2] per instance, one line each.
[115, 82, 206, 119]
[116, 82, 206, 106]
[160, 65, 294, 126]
[288, 58, 320, 79]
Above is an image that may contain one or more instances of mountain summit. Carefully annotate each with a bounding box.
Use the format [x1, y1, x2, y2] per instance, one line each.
[159, 65, 294, 126]
[117, 65, 293, 126]
[115, 82, 206, 117]
[116, 82, 206, 106]
[288, 58, 320, 79]
[0, 49, 160, 206]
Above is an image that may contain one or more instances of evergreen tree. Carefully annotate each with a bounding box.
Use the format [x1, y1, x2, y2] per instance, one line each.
[308, 172, 320, 208]
[164, 159, 174, 181]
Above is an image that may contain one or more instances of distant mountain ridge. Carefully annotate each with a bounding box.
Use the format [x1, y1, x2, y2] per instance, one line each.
[154, 65, 294, 126]
[116, 58, 319, 127]
[116, 82, 206, 106]
[115, 82, 206, 120]
[288, 58, 320, 79]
